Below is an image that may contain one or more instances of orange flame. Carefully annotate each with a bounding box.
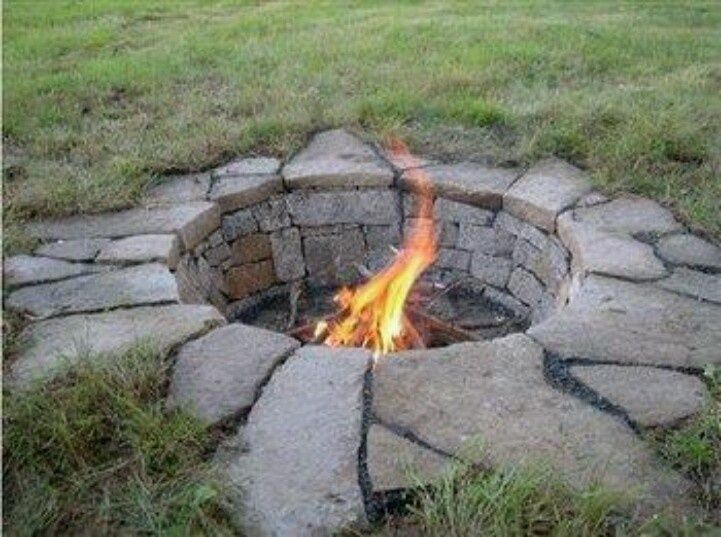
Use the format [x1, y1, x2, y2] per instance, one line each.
[317, 139, 437, 356]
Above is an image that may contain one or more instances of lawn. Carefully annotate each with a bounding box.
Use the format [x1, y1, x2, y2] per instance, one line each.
[3, 0, 720, 252]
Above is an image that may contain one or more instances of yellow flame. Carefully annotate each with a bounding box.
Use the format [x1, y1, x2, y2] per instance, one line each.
[319, 139, 437, 355]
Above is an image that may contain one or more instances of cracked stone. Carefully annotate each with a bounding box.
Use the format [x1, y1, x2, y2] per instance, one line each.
[283, 129, 393, 189]
[367, 425, 451, 492]
[558, 212, 667, 281]
[7, 263, 180, 318]
[656, 234, 721, 270]
[26, 202, 219, 250]
[5, 255, 104, 288]
[96, 234, 180, 269]
[219, 345, 370, 535]
[35, 238, 111, 261]
[656, 268, 721, 305]
[402, 162, 518, 210]
[372, 335, 691, 517]
[167, 324, 299, 426]
[571, 365, 707, 428]
[529, 275, 721, 368]
[7, 304, 224, 388]
[504, 158, 592, 232]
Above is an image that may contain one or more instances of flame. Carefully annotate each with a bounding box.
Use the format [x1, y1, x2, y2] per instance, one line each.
[316, 139, 437, 356]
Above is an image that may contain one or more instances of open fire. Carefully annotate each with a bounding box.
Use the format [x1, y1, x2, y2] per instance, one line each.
[313, 140, 438, 356]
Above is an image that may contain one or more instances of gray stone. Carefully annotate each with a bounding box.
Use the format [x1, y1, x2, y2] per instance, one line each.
[566, 197, 682, 236]
[96, 234, 180, 269]
[508, 267, 544, 306]
[4, 255, 104, 288]
[168, 324, 299, 425]
[483, 287, 530, 318]
[529, 275, 721, 368]
[204, 242, 232, 267]
[26, 202, 219, 250]
[283, 129, 393, 189]
[304, 228, 366, 286]
[571, 365, 707, 428]
[286, 189, 399, 227]
[209, 174, 282, 213]
[656, 268, 721, 305]
[7, 263, 179, 318]
[221, 345, 370, 535]
[270, 227, 305, 281]
[175, 255, 227, 312]
[364, 224, 402, 251]
[252, 197, 291, 231]
[372, 335, 690, 516]
[577, 191, 609, 207]
[231, 233, 272, 264]
[402, 162, 518, 210]
[300, 223, 359, 237]
[404, 218, 457, 248]
[378, 146, 436, 171]
[512, 239, 568, 292]
[494, 211, 548, 250]
[367, 425, 451, 492]
[434, 198, 493, 224]
[207, 230, 224, 248]
[221, 208, 258, 241]
[213, 157, 280, 178]
[470, 253, 512, 287]
[144, 173, 210, 205]
[8, 305, 224, 388]
[656, 234, 721, 269]
[35, 238, 111, 261]
[504, 159, 592, 231]
[558, 213, 668, 281]
[436, 248, 470, 271]
[459, 224, 515, 256]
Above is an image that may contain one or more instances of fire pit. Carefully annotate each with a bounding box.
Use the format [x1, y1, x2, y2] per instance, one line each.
[8, 129, 720, 535]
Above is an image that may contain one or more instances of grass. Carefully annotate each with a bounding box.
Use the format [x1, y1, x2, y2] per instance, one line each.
[2, 344, 233, 535]
[3, 0, 720, 253]
[654, 365, 721, 522]
[380, 459, 719, 536]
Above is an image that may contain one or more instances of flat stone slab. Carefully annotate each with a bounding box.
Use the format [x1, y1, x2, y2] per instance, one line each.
[35, 238, 111, 261]
[529, 275, 721, 368]
[26, 202, 220, 250]
[96, 234, 180, 269]
[564, 197, 682, 235]
[656, 233, 721, 270]
[7, 263, 180, 318]
[571, 365, 707, 427]
[367, 425, 451, 492]
[283, 129, 393, 189]
[5, 255, 104, 288]
[213, 157, 280, 178]
[209, 174, 282, 213]
[504, 159, 592, 231]
[8, 304, 225, 388]
[372, 335, 690, 516]
[143, 173, 211, 205]
[167, 324, 299, 426]
[402, 162, 518, 210]
[220, 345, 370, 536]
[558, 214, 667, 280]
[656, 268, 721, 305]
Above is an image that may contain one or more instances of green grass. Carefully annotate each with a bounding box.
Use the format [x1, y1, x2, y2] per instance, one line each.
[2, 344, 233, 535]
[380, 459, 718, 536]
[3, 0, 720, 252]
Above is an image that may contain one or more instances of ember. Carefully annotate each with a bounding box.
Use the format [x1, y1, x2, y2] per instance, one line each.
[314, 140, 438, 356]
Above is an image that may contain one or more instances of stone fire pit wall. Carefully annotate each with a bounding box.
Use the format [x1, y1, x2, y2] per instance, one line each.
[176, 132, 574, 325]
